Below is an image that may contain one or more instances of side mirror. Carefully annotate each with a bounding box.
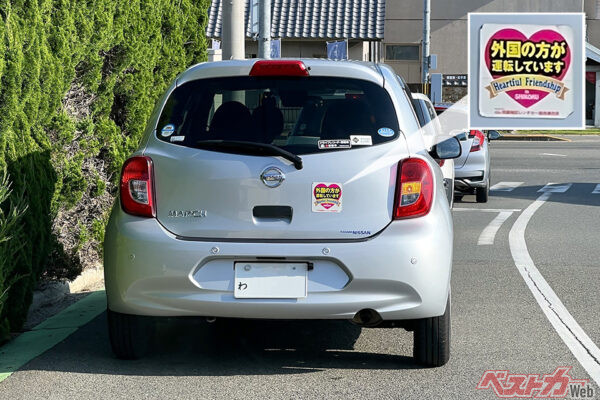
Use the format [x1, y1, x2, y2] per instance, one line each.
[431, 136, 462, 159]
[487, 130, 501, 140]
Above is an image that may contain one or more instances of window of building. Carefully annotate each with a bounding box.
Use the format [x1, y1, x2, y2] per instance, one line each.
[385, 45, 420, 61]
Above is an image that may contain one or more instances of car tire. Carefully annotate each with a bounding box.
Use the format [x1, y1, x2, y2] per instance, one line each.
[475, 180, 489, 203]
[107, 308, 154, 360]
[413, 296, 451, 367]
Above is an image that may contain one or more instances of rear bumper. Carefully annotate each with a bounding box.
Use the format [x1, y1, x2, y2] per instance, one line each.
[454, 150, 489, 191]
[104, 197, 453, 321]
[455, 176, 487, 190]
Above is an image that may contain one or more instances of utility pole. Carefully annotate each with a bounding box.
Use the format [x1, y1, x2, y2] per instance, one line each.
[422, 0, 431, 92]
[258, 0, 272, 58]
[221, 0, 245, 60]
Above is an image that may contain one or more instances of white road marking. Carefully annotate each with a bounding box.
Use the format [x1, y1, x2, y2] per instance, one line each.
[509, 192, 600, 386]
[453, 208, 521, 213]
[540, 153, 567, 157]
[592, 184, 600, 194]
[490, 182, 524, 192]
[477, 211, 513, 245]
[538, 183, 572, 193]
[494, 168, 568, 173]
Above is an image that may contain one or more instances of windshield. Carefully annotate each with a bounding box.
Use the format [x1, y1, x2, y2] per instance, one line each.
[156, 76, 400, 155]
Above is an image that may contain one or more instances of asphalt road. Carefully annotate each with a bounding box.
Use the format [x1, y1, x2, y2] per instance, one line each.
[1, 137, 600, 399]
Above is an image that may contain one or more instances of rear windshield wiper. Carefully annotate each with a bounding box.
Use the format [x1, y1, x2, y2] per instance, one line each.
[195, 140, 303, 170]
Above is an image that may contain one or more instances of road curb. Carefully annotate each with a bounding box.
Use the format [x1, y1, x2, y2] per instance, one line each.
[29, 281, 70, 311]
[497, 135, 571, 142]
[28, 267, 104, 314]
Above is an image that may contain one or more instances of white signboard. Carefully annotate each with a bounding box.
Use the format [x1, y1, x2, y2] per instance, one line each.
[478, 23, 575, 119]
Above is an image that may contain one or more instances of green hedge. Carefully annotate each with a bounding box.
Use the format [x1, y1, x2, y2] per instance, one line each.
[0, 0, 209, 340]
[0, 170, 26, 342]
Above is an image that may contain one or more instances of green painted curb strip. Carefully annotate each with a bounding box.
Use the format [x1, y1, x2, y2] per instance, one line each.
[0, 290, 106, 384]
[32, 290, 106, 330]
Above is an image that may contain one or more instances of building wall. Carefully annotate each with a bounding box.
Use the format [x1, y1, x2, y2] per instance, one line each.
[243, 40, 367, 60]
[384, 0, 598, 83]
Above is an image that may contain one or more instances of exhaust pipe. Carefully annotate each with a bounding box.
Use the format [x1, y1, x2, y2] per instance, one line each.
[206, 317, 216, 323]
[351, 309, 382, 327]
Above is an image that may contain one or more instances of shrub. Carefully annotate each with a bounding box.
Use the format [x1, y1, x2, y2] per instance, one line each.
[0, 0, 209, 335]
[0, 170, 26, 342]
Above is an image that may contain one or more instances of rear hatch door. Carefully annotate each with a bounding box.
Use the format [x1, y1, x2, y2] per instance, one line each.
[147, 71, 408, 240]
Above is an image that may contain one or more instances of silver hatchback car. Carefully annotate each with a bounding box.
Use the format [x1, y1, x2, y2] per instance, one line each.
[434, 103, 492, 203]
[104, 59, 459, 366]
[453, 129, 490, 203]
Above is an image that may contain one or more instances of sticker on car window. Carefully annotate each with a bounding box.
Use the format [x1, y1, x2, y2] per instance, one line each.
[318, 139, 351, 149]
[350, 135, 373, 146]
[377, 127, 395, 137]
[312, 182, 342, 213]
[161, 124, 176, 137]
[170, 135, 185, 142]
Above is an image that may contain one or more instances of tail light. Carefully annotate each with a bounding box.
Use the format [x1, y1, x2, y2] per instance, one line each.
[469, 130, 485, 152]
[437, 160, 445, 167]
[120, 156, 156, 218]
[249, 60, 309, 77]
[393, 158, 434, 219]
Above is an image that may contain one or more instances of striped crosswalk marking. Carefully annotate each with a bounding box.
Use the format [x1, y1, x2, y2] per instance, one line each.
[490, 182, 524, 192]
[538, 183, 572, 193]
[592, 184, 600, 194]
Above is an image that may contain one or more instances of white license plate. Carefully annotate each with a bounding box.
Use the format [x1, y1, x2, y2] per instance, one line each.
[234, 262, 308, 299]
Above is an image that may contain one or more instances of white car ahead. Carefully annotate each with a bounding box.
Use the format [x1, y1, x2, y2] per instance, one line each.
[434, 103, 497, 203]
[411, 92, 455, 208]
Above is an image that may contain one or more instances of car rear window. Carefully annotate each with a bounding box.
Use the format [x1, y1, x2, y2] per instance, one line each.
[155, 76, 400, 155]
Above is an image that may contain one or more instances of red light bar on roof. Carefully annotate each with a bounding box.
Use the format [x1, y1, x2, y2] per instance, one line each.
[249, 60, 309, 77]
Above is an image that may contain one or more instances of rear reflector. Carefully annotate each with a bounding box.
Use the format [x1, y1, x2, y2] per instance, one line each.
[393, 158, 434, 219]
[120, 156, 156, 218]
[249, 60, 309, 77]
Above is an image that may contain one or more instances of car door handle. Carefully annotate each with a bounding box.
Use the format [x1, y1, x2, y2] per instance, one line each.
[252, 206, 293, 223]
